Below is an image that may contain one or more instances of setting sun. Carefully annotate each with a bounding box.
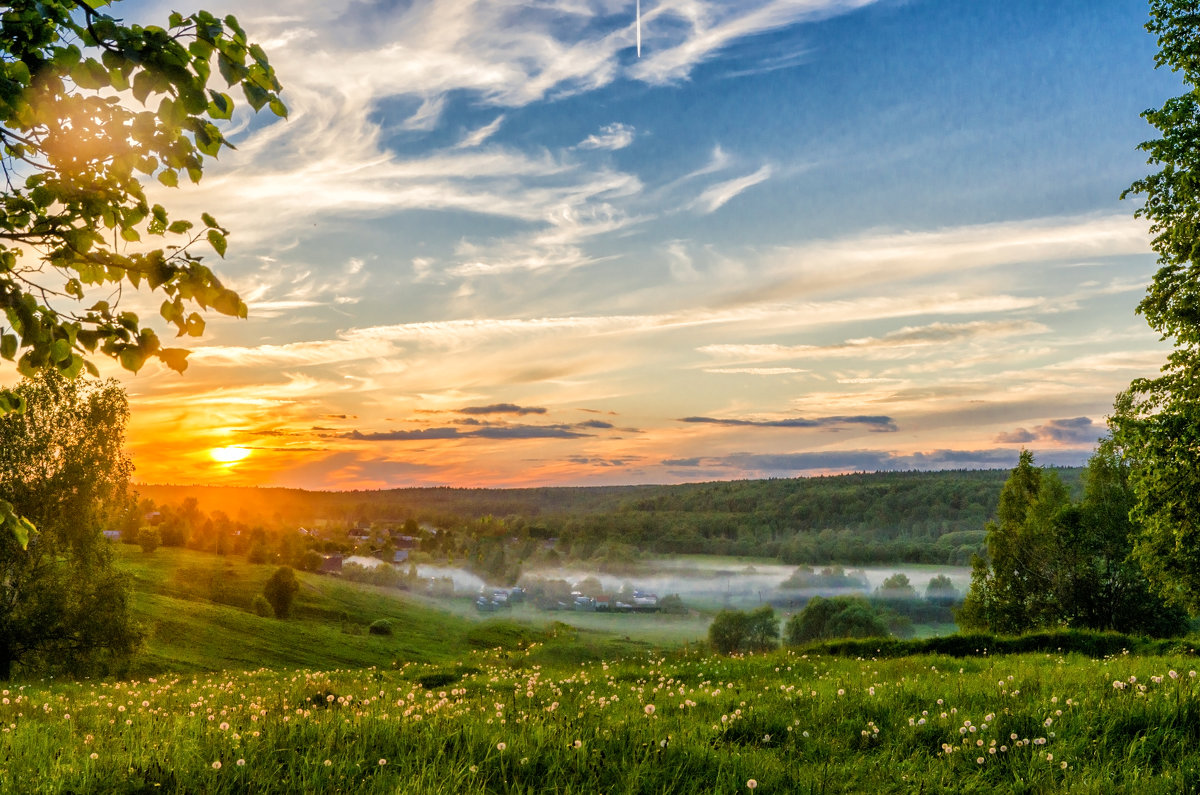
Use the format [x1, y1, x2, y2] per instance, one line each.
[209, 446, 251, 464]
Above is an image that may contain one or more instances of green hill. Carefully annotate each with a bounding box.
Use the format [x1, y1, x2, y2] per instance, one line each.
[113, 545, 644, 677]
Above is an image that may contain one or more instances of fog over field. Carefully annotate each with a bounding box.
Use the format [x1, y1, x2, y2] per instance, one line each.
[414, 559, 971, 610]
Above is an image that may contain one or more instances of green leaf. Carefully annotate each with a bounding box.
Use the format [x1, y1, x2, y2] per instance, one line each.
[0, 334, 15, 360]
[158, 170, 178, 188]
[243, 82, 270, 111]
[201, 212, 219, 229]
[132, 70, 154, 104]
[268, 97, 288, 119]
[185, 313, 206, 336]
[51, 338, 72, 363]
[8, 61, 30, 86]
[208, 90, 234, 120]
[157, 347, 190, 373]
[121, 227, 141, 242]
[30, 185, 54, 208]
[59, 353, 84, 379]
[118, 348, 146, 373]
[1, 500, 34, 550]
[207, 229, 227, 257]
[167, 219, 193, 234]
[71, 58, 110, 90]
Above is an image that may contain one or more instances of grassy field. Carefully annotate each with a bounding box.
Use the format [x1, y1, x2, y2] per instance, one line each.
[112, 546, 653, 676]
[5, 642, 1200, 793]
[4, 546, 1198, 792]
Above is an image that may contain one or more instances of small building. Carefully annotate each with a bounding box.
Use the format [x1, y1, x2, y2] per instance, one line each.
[392, 550, 409, 564]
[320, 554, 344, 574]
[102, 530, 122, 542]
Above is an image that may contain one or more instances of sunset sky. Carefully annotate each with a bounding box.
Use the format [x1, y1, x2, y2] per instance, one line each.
[67, 0, 1183, 488]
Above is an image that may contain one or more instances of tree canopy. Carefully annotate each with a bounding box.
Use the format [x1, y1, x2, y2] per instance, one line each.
[958, 448, 1186, 637]
[0, 0, 286, 546]
[0, 372, 140, 679]
[1115, 0, 1200, 613]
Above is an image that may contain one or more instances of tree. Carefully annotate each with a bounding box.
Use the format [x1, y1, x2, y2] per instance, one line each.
[0, 0, 286, 547]
[262, 566, 299, 619]
[876, 573, 917, 601]
[708, 606, 780, 654]
[959, 445, 1188, 636]
[925, 575, 959, 606]
[958, 451, 1067, 634]
[1070, 438, 1187, 635]
[0, 372, 141, 678]
[1115, 0, 1200, 612]
[784, 595, 889, 645]
[136, 525, 160, 553]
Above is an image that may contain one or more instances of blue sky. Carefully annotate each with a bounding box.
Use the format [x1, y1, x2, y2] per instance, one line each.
[103, 0, 1181, 488]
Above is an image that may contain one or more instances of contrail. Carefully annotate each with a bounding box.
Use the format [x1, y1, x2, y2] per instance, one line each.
[636, 0, 641, 57]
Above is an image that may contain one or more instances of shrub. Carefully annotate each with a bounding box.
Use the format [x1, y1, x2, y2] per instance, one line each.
[709, 606, 779, 654]
[251, 595, 273, 617]
[299, 549, 324, 572]
[785, 595, 890, 645]
[136, 526, 161, 554]
[247, 543, 270, 565]
[659, 594, 688, 615]
[262, 566, 299, 619]
[368, 619, 393, 636]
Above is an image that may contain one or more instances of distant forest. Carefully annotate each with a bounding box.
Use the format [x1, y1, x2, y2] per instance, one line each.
[139, 468, 1085, 566]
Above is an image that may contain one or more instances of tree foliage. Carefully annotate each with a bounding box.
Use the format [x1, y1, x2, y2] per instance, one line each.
[0, 0, 285, 546]
[262, 566, 299, 619]
[784, 595, 890, 645]
[1115, 0, 1200, 613]
[958, 448, 1186, 636]
[0, 372, 140, 678]
[707, 606, 779, 655]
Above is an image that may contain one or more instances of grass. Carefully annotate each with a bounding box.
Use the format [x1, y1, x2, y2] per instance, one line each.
[109, 545, 667, 677]
[5, 645, 1200, 793]
[8, 545, 1200, 792]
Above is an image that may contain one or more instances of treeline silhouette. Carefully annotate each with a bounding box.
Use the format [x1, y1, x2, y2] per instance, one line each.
[138, 468, 1083, 565]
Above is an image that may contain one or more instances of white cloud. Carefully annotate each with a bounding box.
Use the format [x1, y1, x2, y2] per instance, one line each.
[690, 165, 773, 213]
[454, 115, 506, 148]
[698, 320, 1049, 363]
[578, 123, 636, 151]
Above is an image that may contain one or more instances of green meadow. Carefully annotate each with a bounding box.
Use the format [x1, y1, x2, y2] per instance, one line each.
[5, 643, 1200, 794]
[0, 546, 1197, 793]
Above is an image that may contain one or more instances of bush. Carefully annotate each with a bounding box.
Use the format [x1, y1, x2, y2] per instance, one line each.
[137, 526, 161, 554]
[785, 595, 890, 645]
[659, 594, 688, 615]
[709, 606, 780, 654]
[247, 542, 270, 565]
[368, 619, 393, 636]
[251, 594, 273, 617]
[299, 549, 324, 572]
[262, 566, 299, 619]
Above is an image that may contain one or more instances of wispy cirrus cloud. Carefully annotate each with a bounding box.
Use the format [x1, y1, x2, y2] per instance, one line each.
[699, 320, 1048, 363]
[454, 115, 506, 148]
[690, 165, 773, 213]
[578, 123, 636, 151]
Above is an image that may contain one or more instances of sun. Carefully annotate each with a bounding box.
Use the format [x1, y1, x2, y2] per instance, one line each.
[210, 446, 251, 464]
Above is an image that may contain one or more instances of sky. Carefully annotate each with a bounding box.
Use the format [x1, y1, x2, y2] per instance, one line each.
[76, 0, 1184, 489]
